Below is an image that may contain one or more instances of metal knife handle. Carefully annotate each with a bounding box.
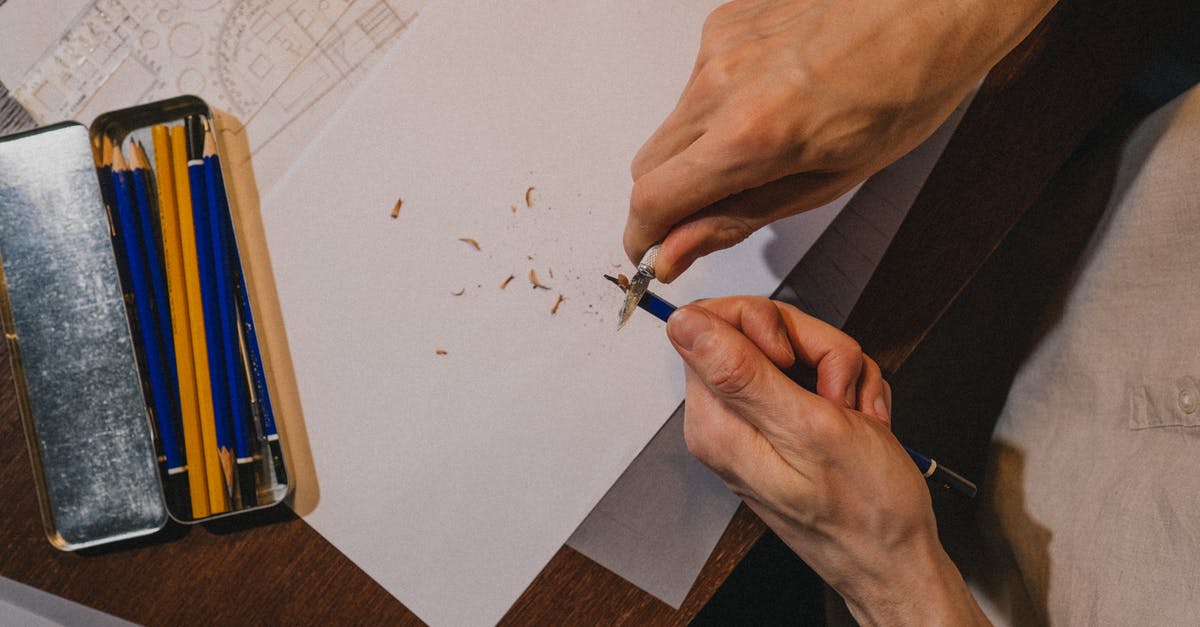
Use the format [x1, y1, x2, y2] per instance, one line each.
[636, 243, 661, 278]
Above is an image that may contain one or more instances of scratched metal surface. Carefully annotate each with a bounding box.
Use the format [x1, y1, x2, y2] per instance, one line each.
[0, 123, 166, 549]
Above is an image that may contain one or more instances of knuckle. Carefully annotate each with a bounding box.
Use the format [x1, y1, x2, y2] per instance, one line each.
[701, 4, 736, 36]
[805, 408, 853, 454]
[630, 152, 647, 181]
[684, 214, 756, 258]
[863, 354, 883, 375]
[829, 338, 864, 367]
[707, 347, 760, 398]
[628, 177, 657, 218]
[722, 110, 777, 156]
[728, 89, 811, 156]
[693, 46, 749, 102]
[709, 216, 756, 250]
[628, 175, 667, 222]
[747, 296, 781, 325]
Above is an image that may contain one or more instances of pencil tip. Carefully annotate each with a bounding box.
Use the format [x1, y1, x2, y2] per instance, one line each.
[111, 143, 128, 171]
[203, 125, 215, 158]
[130, 140, 149, 169]
[101, 135, 113, 167]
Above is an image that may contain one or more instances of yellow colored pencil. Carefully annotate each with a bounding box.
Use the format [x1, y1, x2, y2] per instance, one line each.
[146, 130, 209, 518]
[171, 124, 227, 515]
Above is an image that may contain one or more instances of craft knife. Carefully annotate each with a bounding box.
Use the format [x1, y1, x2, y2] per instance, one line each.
[617, 243, 660, 329]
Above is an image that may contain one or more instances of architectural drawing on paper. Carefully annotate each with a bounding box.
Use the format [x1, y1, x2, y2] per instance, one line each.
[9, 0, 424, 189]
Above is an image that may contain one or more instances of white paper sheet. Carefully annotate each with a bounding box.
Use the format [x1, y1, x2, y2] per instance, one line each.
[262, 1, 848, 624]
[0, 576, 135, 627]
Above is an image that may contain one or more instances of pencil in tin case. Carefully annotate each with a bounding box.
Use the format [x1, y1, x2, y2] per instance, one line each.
[1, 95, 292, 550]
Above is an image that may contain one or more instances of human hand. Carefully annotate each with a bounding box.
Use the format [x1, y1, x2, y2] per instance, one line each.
[625, 0, 1056, 282]
[666, 297, 987, 625]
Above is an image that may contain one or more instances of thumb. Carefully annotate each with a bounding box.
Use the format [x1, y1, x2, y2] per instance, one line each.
[667, 305, 822, 442]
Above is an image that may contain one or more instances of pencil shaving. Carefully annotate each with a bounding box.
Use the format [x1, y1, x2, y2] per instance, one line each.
[500, 274, 515, 289]
[617, 273, 630, 291]
[458, 237, 481, 250]
[391, 197, 403, 219]
[435, 349, 448, 355]
[524, 186, 535, 208]
[529, 269, 549, 289]
[451, 288, 465, 296]
[551, 294, 565, 314]
[510, 204, 517, 213]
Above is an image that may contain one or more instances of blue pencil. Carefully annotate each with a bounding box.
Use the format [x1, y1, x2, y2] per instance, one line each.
[129, 141, 182, 426]
[234, 294, 287, 486]
[186, 116, 234, 504]
[203, 125, 257, 507]
[112, 145, 190, 516]
[203, 126, 287, 487]
[603, 274, 978, 498]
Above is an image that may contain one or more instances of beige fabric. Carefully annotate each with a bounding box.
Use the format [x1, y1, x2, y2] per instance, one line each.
[981, 85, 1200, 625]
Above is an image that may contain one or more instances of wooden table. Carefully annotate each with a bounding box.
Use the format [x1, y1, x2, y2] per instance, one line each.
[0, 0, 1158, 623]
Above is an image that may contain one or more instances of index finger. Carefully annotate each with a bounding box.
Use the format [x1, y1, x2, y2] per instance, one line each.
[624, 130, 763, 264]
[696, 298, 866, 408]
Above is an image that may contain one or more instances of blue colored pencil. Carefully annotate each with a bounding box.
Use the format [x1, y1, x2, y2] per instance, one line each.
[185, 116, 234, 504]
[603, 274, 978, 498]
[112, 145, 190, 516]
[203, 125, 257, 507]
[234, 292, 287, 486]
[129, 141, 182, 425]
[203, 126, 287, 487]
[98, 137, 138, 312]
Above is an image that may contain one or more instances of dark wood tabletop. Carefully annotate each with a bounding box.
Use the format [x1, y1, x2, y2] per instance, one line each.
[0, 0, 1161, 624]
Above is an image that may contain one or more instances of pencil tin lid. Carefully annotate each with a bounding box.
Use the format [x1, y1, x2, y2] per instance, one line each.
[0, 122, 168, 550]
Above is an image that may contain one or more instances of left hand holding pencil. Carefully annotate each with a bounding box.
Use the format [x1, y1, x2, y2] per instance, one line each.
[665, 297, 987, 625]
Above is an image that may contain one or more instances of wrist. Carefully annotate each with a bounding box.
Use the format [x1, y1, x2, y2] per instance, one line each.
[952, 0, 1059, 77]
[839, 536, 988, 626]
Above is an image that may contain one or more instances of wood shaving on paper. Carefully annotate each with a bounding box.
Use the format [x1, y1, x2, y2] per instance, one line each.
[451, 288, 465, 296]
[500, 274, 515, 289]
[458, 237, 481, 250]
[390, 197, 403, 219]
[550, 294, 565, 314]
[528, 269, 549, 290]
[435, 349, 448, 355]
[524, 186, 535, 208]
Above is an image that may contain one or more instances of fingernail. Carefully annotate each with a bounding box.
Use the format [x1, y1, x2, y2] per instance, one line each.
[667, 307, 713, 352]
[873, 395, 889, 418]
[844, 381, 857, 408]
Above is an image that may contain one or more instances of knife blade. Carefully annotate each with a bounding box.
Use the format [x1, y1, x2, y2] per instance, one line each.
[617, 243, 660, 329]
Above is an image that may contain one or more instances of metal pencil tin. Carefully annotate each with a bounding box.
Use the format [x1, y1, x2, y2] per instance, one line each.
[0, 96, 290, 550]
